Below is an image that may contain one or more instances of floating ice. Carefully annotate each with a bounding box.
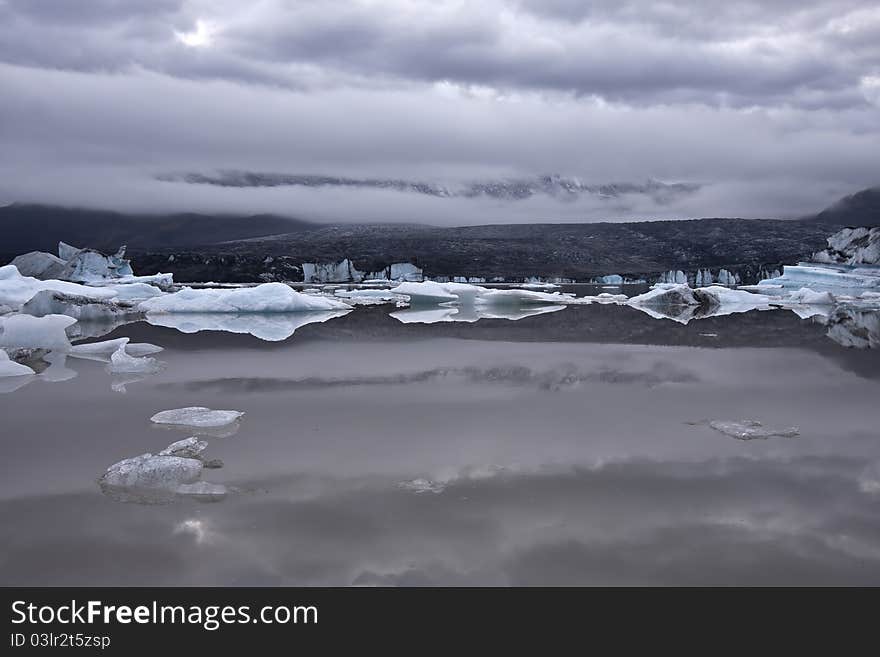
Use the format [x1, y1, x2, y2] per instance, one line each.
[139, 282, 351, 314]
[69, 337, 163, 361]
[474, 288, 571, 306]
[107, 344, 163, 374]
[150, 406, 244, 428]
[782, 288, 837, 305]
[103, 282, 166, 302]
[389, 281, 458, 305]
[144, 310, 348, 341]
[9, 251, 66, 279]
[758, 263, 880, 294]
[20, 289, 135, 321]
[0, 349, 34, 378]
[398, 478, 446, 494]
[159, 437, 208, 459]
[0, 313, 75, 350]
[706, 419, 800, 441]
[98, 450, 227, 503]
[0, 265, 117, 311]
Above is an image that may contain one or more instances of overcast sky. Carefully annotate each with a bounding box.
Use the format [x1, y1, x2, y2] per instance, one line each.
[1, 0, 879, 223]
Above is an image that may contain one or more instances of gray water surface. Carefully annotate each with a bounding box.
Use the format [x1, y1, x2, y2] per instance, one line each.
[2, 305, 879, 585]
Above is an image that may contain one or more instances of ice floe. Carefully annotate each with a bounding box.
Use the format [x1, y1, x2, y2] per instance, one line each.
[20, 289, 136, 321]
[150, 406, 244, 429]
[0, 349, 34, 378]
[107, 343, 163, 374]
[398, 478, 446, 494]
[98, 448, 226, 503]
[139, 282, 351, 314]
[0, 265, 117, 311]
[700, 419, 800, 441]
[68, 337, 163, 361]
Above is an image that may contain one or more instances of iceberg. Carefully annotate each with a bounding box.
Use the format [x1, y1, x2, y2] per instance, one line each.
[20, 289, 136, 321]
[56, 244, 134, 283]
[9, 251, 66, 280]
[812, 227, 880, 265]
[626, 284, 770, 323]
[145, 310, 348, 341]
[757, 263, 880, 294]
[107, 344, 163, 374]
[596, 274, 624, 285]
[150, 406, 244, 429]
[0, 264, 117, 311]
[68, 337, 163, 361]
[334, 288, 406, 305]
[0, 313, 75, 350]
[98, 445, 227, 504]
[473, 288, 571, 306]
[138, 282, 351, 314]
[0, 349, 35, 378]
[389, 281, 458, 305]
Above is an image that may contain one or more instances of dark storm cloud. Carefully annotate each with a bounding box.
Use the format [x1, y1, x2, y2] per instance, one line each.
[0, 1, 878, 221]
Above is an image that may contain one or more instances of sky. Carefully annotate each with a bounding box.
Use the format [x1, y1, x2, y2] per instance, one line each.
[1, 0, 879, 224]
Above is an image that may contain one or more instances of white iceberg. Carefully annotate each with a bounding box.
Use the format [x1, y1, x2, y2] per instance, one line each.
[812, 227, 880, 265]
[145, 310, 348, 341]
[0, 264, 117, 311]
[389, 281, 458, 305]
[69, 337, 163, 361]
[0, 313, 75, 350]
[139, 282, 351, 314]
[782, 287, 837, 305]
[150, 406, 244, 428]
[0, 349, 35, 378]
[107, 344, 163, 374]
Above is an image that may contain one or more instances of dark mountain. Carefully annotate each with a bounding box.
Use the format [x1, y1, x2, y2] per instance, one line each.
[805, 187, 880, 227]
[0, 204, 314, 254]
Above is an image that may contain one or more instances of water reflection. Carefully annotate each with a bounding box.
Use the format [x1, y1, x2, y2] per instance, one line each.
[144, 310, 351, 341]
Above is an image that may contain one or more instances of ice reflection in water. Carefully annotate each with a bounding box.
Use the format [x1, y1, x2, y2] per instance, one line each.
[1, 303, 880, 584]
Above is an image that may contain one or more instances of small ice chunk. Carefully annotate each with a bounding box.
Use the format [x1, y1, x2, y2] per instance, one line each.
[0, 349, 35, 378]
[69, 337, 163, 361]
[150, 406, 245, 428]
[707, 419, 799, 441]
[398, 478, 446, 494]
[107, 344, 163, 374]
[100, 454, 203, 490]
[159, 437, 209, 459]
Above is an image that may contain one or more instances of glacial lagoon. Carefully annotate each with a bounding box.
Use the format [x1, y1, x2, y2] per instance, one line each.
[2, 291, 880, 586]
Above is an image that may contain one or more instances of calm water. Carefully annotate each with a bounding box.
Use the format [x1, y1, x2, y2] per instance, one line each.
[2, 303, 880, 585]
